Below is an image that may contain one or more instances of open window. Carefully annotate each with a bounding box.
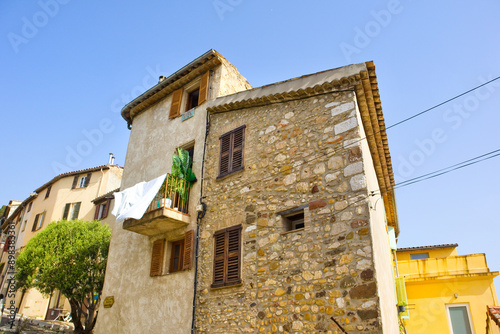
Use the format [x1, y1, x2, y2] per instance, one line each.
[168, 71, 209, 119]
[150, 230, 194, 277]
[278, 206, 307, 233]
[72, 173, 91, 189]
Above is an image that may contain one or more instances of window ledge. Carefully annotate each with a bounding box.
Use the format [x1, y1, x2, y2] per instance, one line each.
[216, 167, 245, 181]
[210, 281, 243, 290]
[280, 227, 305, 236]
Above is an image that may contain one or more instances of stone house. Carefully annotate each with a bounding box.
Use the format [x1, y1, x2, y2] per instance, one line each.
[0, 162, 122, 320]
[96, 50, 400, 333]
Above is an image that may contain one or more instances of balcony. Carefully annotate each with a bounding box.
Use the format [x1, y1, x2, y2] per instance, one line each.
[122, 174, 191, 236]
[397, 254, 497, 281]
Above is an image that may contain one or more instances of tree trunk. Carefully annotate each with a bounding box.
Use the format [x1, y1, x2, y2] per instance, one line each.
[69, 298, 84, 334]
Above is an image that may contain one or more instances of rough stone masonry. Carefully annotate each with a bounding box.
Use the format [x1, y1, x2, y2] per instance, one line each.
[196, 88, 384, 333]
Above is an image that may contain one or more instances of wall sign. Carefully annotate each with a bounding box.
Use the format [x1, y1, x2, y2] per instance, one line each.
[103, 296, 114, 308]
[182, 108, 195, 121]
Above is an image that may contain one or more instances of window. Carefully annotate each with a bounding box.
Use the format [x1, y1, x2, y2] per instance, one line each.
[45, 185, 51, 199]
[446, 304, 474, 334]
[27, 202, 32, 212]
[218, 125, 245, 178]
[63, 202, 81, 220]
[169, 240, 184, 273]
[72, 173, 91, 189]
[94, 199, 111, 220]
[150, 230, 194, 277]
[410, 252, 429, 260]
[212, 225, 242, 288]
[168, 71, 209, 119]
[31, 212, 45, 231]
[21, 220, 27, 232]
[283, 212, 305, 232]
[186, 89, 200, 110]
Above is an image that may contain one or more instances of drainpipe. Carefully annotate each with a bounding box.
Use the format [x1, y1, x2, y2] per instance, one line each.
[191, 71, 213, 334]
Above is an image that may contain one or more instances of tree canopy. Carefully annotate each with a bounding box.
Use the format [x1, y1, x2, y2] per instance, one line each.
[15, 220, 111, 333]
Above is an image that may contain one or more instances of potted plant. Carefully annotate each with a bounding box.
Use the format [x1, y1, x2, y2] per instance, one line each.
[170, 148, 197, 212]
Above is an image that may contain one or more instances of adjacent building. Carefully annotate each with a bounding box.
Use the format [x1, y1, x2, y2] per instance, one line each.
[0, 162, 122, 320]
[397, 244, 499, 334]
[96, 50, 401, 333]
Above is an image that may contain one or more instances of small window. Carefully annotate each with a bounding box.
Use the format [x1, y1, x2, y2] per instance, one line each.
[31, 212, 45, 231]
[446, 304, 474, 334]
[94, 199, 110, 220]
[410, 253, 429, 260]
[78, 176, 87, 188]
[212, 225, 242, 288]
[218, 126, 245, 178]
[150, 230, 194, 277]
[21, 220, 27, 232]
[45, 185, 51, 199]
[283, 212, 305, 232]
[169, 240, 184, 273]
[72, 173, 91, 189]
[63, 202, 81, 220]
[186, 89, 200, 110]
[27, 202, 32, 212]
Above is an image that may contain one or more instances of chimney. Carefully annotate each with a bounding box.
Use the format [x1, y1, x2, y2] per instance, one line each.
[159, 76, 166, 83]
[108, 153, 114, 165]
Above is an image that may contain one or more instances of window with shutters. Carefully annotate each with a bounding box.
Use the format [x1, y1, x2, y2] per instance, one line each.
[168, 71, 210, 119]
[72, 173, 92, 189]
[218, 125, 245, 178]
[211, 225, 242, 288]
[45, 185, 51, 199]
[31, 212, 45, 231]
[150, 230, 194, 277]
[94, 199, 111, 220]
[63, 202, 81, 220]
[27, 202, 32, 212]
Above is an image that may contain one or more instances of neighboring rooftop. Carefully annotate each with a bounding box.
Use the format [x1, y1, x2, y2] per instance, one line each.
[488, 306, 500, 328]
[397, 243, 458, 252]
[92, 188, 119, 204]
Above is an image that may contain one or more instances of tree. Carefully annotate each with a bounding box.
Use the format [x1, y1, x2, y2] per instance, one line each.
[15, 220, 111, 334]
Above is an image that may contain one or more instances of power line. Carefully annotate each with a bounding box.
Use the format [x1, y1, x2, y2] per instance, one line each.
[203, 75, 500, 199]
[386, 76, 500, 129]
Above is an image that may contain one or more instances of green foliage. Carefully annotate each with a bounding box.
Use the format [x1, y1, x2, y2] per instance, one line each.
[15, 220, 110, 333]
[171, 148, 196, 183]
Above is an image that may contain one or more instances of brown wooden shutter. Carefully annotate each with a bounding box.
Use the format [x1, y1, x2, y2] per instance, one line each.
[32, 214, 40, 231]
[2, 236, 10, 252]
[103, 199, 111, 219]
[232, 127, 245, 172]
[71, 176, 78, 189]
[94, 205, 100, 220]
[45, 185, 51, 199]
[219, 133, 231, 177]
[226, 225, 242, 284]
[63, 203, 70, 220]
[150, 239, 165, 277]
[183, 230, 195, 270]
[169, 88, 184, 118]
[212, 231, 226, 288]
[84, 173, 92, 187]
[198, 71, 209, 105]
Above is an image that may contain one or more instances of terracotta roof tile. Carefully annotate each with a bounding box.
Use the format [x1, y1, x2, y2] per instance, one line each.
[397, 244, 458, 252]
[488, 306, 500, 328]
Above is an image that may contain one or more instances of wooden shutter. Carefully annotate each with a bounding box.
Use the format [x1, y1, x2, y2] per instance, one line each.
[183, 230, 195, 270]
[169, 88, 184, 118]
[226, 225, 242, 284]
[72, 202, 81, 220]
[93, 205, 100, 220]
[212, 231, 226, 288]
[71, 176, 78, 189]
[103, 199, 111, 219]
[63, 203, 70, 220]
[232, 127, 245, 172]
[150, 239, 165, 277]
[218, 126, 245, 178]
[219, 133, 231, 177]
[3, 236, 11, 252]
[84, 173, 92, 187]
[32, 214, 40, 231]
[198, 71, 209, 105]
[211, 225, 242, 288]
[45, 185, 51, 199]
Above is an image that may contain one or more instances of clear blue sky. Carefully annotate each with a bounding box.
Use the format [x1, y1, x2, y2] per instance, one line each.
[1, 1, 500, 280]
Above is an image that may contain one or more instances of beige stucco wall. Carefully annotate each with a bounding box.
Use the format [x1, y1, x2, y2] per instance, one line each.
[354, 97, 399, 333]
[95, 60, 251, 334]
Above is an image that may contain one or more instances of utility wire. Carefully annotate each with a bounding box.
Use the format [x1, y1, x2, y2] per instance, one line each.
[203, 75, 500, 199]
[386, 76, 500, 129]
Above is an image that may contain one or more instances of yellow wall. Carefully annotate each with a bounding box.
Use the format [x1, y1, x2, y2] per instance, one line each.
[397, 248, 499, 334]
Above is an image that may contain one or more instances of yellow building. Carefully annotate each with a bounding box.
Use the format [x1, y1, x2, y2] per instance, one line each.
[397, 244, 499, 334]
[0, 162, 122, 321]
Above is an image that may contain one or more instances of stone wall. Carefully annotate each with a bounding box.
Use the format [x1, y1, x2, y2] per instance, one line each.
[197, 90, 388, 333]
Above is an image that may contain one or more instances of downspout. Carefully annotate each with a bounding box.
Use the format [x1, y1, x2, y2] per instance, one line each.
[191, 70, 213, 334]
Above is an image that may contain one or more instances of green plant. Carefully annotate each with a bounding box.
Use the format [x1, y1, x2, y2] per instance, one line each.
[171, 148, 196, 183]
[15, 220, 110, 334]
